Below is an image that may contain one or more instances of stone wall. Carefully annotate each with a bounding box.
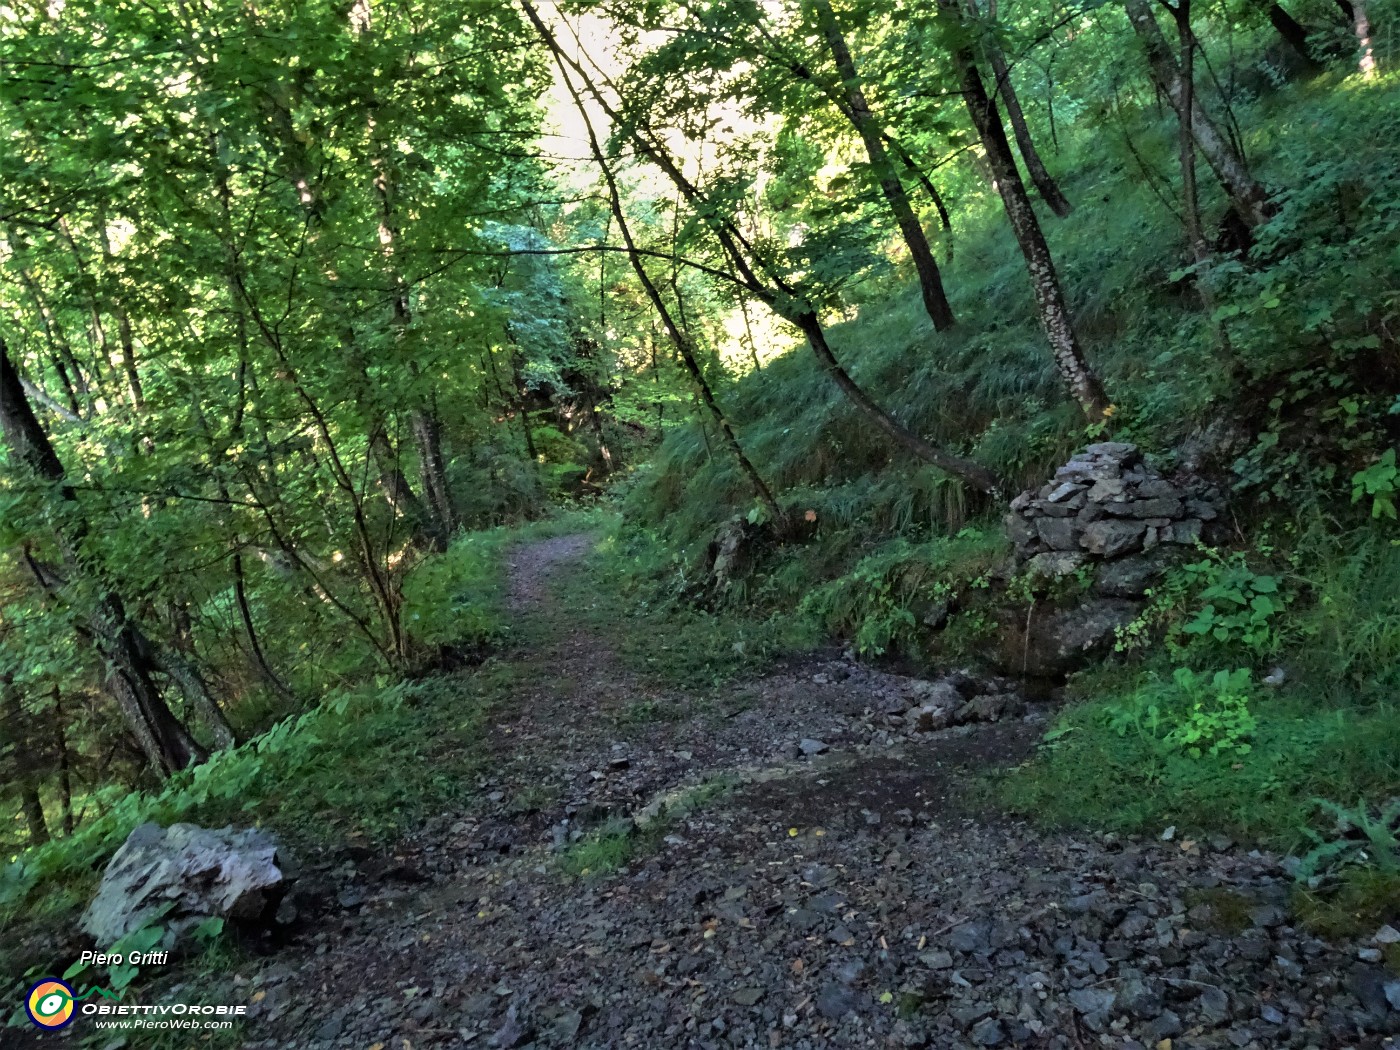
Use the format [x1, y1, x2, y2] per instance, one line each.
[1006, 442, 1220, 575]
[995, 442, 1223, 676]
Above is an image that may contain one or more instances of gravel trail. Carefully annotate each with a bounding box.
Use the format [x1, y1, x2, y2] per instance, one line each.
[241, 535, 1399, 1050]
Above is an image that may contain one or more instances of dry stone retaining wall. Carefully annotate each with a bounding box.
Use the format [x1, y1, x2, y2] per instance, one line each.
[1006, 441, 1220, 575]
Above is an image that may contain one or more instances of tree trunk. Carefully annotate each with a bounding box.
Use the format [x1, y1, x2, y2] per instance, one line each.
[232, 551, 296, 701]
[977, 0, 1073, 216]
[947, 28, 1112, 419]
[21, 786, 49, 847]
[0, 339, 205, 776]
[1266, 3, 1324, 69]
[3, 678, 50, 846]
[411, 403, 455, 544]
[1123, 0, 1273, 229]
[1173, 0, 1215, 274]
[371, 112, 456, 548]
[1351, 0, 1377, 76]
[811, 0, 957, 331]
[54, 688, 73, 835]
[368, 425, 440, 549]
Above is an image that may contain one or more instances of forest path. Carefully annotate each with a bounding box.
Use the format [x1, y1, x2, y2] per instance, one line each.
[242, 534, 1392, 1050]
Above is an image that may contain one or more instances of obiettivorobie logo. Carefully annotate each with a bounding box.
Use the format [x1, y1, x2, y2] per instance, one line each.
[22, 978, 247, 1031]
[25, 978, 121, 1029]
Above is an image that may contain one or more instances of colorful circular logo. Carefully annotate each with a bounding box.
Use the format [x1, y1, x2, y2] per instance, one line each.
[25, 979, 76, 1029]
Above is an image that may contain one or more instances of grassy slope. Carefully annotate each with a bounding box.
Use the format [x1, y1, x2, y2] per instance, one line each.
[617, 60, 1400, 868]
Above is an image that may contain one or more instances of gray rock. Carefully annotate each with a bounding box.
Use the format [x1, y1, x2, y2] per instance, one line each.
[949, 920, 993, 953]
[1165, 518, 1204, 545]
[1385, 979, 1400, 1010]
[1005, 512, 1038, 550]
[816, 983, 859, 1019]
[1000, 599, 1138, 676]
[1186, 498, 1220, 521]
[1035, 517, 1080, 552]
[798, 738, 828, 756]
[955, 694, 1027, 724]
[1109, 497, 1184, 520]
[1038, 498, 1083, 518]
[1145, 1010, 1183, 1041]
[1068, 987, 1116, 1015]
[970, 1018, 1007, 1046]
[1087, 478, 1127, 502]
[1093, 555, 1165, 598]
[1083, 441, 1140, 460]
[907, 679, 965, 708]
[1026, 551, 1087, 580]
[1045, 482, 1083, 503]
[1198, 986, 1231, 1024]
[1134, 479, 1178, 499]
[81, 823, 286, 949]
[1081, 519, 1147, 558]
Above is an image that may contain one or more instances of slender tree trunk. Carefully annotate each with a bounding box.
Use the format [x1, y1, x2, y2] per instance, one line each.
[1174, 0, 1214, 272]
[368, 425, 439, 547]
[977, 0, 1072, 216]
[370, 109, 455, 547]
[1123, 0, 1273, 229]
[811, 0, 957, 331]
[947, 24, 1112, 419]
[54, 688, 73, 835]
[232, 551, 296, 701]
[410, 402, 454, 544]
[885, 136, 953, 246]
[20, 786, 49, 847]
[0, 341, 204, 775]
[96, 205, 147, 414]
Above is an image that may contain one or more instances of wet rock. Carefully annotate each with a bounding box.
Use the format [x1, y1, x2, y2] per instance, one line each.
[999, 599, 1138, 676]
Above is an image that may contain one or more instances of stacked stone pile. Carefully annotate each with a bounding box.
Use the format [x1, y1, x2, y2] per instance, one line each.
[1005, 441, 1220, 571]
